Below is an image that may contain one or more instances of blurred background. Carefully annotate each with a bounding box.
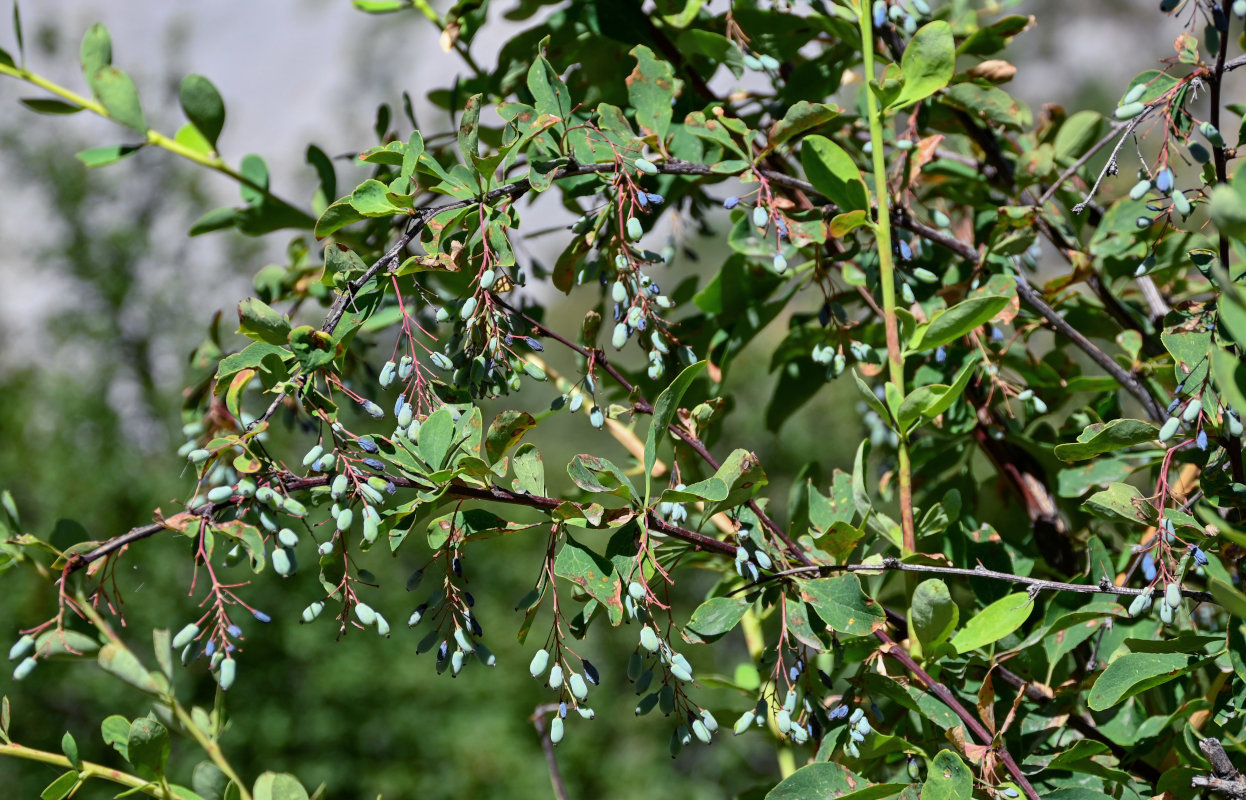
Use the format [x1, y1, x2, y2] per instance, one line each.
[0, 1, 1180, 798]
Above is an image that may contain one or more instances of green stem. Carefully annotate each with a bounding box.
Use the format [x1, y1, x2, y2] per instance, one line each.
[0, 742, 165, 797]
[0, 64, 312, 223]
[74, 597, 254, 800]
[408, 0, 442, 26]
[859, 2, 915, 555]
[740, 610, 796, 778]
[170, 702, 253, 800]
[406, 0, 488, 82]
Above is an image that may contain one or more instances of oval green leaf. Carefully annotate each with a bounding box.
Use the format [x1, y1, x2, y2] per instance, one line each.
[98, 644, 164, 695]
[644, 360, 706, 501]
[950, 592, 1033, 654]
[80, 24, 112, 80]
[90, 66, 146, 132]
[75, 143, 144, 169]
[798, 574, 886, 636]
[19, 98, 84, 115]
[127, 717, 171, 779]
[253, 772, 311, 800]
[920, 750, 973, 800]
[237, 297, 291, 346]
[1087, 652, 1194, 711]
[685, 596, 750, 643]
[802, 134, 868, 212]
[889, 21, 955, 111]
[1053, 419, 1160, 461]
[912, 295, 1010, 351]
[767, 763, 904, 800]
[911, 579, 958, 652]
[179, 74, 225, 148]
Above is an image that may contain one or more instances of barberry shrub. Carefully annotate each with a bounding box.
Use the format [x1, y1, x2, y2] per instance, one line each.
[4, 0, 1246, 798]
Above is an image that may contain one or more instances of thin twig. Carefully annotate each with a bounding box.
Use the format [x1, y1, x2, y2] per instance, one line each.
[1013, 269, 1165, 421]
[1070, 106, 1159, 214]
[1035, 120, 1128, 206]
[65, 471, 738, 574]
[319, 156, 810, 339]
[318, 139, 1166, 436]
[874, 629, 1042, 800]
[749, 556, 1216, 605]
[322, 218, 426, 334]
[894, 218, 1166, 421]
[1193, 775, 1246, 798]
[498, 299, 812, 565]
[70, 489, 1221, 607]
[531, 704, 570, 800]
[1203, 737, 1243, 780]
[936, 106, 1168, 400]
[1196, 738, 1246, 800]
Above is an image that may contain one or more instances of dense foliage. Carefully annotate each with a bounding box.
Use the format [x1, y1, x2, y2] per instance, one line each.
[6, 0, 1246, 798]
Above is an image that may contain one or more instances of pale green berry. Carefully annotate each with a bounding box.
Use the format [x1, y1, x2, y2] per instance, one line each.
[354, 602, 377, 626]
[640, 626, 660, 652]
[218, 658, 237, 691]
[530, 648, 550, 678]
[171, 624, 199, 650]
[733, 712, 755, 735]
[302, 601, 325, 623]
